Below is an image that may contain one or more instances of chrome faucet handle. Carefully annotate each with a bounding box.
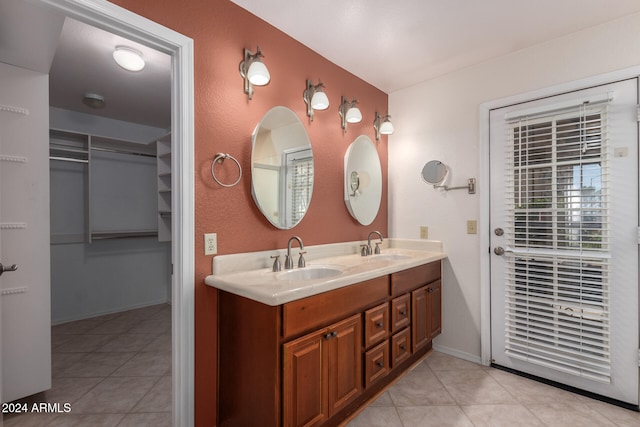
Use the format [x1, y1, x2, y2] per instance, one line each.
[270, 255, 281, 272]
[298, 251, 307, 268]
[374, 243, 381, 254]
[284, 255, 294, 270]
[360, 245, 368, 256]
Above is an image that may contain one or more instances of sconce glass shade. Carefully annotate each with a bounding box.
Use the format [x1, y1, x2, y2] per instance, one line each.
[310, 90, 329, 110]
[247, 59, 270, 86]
[339, 96, 362, 132]
[304, 79, 329, 121]
[240, 46, 270, 100]
[374, 112, 394, 141]
[380, 118, 394, 134]
[113, 46, 145, 72]
[345, 106, 362, 123]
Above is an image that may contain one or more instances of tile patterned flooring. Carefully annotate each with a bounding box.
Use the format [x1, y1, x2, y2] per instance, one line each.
[346, 351, 640, 427]
[5, 307, 640, 426]
[2, 304, 172, 427]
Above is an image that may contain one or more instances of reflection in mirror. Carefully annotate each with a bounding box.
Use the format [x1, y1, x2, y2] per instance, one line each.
[251, 106, 313, 229]
[421, 160, 448, 184]
[344, 135, 382, 225]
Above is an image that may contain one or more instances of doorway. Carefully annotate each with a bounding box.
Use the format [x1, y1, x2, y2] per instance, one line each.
[0, 0, 194, 425]
[488, 78, 639, 405]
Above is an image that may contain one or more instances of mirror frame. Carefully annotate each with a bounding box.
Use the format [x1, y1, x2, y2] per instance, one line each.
[421, 160, 448, 185]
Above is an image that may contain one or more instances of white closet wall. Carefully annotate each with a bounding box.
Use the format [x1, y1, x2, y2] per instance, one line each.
[50, 108, 171, 324]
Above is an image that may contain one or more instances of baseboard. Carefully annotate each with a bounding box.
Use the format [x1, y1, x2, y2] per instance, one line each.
[432, 343, 483, 365]
[52, 298, 170, 325]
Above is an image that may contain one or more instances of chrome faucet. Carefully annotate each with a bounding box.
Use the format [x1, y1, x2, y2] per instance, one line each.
[366, 231, 383, 256]
[285, 236, 306, 269]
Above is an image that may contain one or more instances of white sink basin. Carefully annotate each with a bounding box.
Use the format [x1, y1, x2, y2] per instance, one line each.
[276, 266, 343, 281]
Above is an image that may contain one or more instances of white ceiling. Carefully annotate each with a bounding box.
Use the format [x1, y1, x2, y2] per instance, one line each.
[2, 1, 640, 129]
[231, 0, 640, 93]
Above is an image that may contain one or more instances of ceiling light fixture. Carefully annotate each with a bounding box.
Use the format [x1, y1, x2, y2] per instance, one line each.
[112, 46, 145, 72]
[82, 92, 105, 109]
[373, 112, 394, 141]
[239, 46, 270, 100]
[303, 79, 329, 121]
[338, 96, 362, 132]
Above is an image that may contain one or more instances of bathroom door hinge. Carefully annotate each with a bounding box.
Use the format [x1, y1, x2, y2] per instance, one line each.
[636, 105, 640, 122]
[638, 349, 640, 367]
[637, 227, 640, 245]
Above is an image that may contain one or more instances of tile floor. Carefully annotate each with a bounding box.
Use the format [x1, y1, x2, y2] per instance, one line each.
[2, 303, 172, 427]
[346, 351, 640, 427]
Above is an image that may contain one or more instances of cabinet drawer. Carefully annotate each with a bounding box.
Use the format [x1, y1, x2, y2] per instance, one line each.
[364, 340, 389, 388]
[391, 261, 441, 296]
[391, 328, 411, 368]
[364, 303, 389, 348]
[390, 294, 410, 333]
[283, 275, 389, 339]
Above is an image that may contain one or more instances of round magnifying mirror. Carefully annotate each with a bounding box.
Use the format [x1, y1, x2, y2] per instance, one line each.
[421, 160, 447, 185]
[251, 106, 313, 229]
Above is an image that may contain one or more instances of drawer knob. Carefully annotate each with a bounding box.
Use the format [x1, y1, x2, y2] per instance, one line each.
[376, 361, 384, 368]
[375, 321, 384, 328]
[399, 344, 406, 351]
[399, 309, 406, 316]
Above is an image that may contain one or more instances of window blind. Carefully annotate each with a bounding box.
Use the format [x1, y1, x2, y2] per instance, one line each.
[290, 157, 313, 225]
[503, 102, 611, 383]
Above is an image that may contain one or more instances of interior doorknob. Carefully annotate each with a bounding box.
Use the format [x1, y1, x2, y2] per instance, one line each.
[0, 263, 18, 276]
[493, 247, 505, 256]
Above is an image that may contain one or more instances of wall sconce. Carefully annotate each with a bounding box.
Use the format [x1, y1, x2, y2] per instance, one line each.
[239, 46, 270, 100]
[303, 79, 329, 121]
[338, 96, 362, 132]
[373, 112, 394, 141]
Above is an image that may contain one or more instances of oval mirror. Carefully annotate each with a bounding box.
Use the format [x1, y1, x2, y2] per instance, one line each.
[421, 160, 448, 184]
[251, 106, 313, 229]
[344, 135, 382, 225]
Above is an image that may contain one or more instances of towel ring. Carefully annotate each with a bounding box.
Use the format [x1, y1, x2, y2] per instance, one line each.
[211, 153, 242, 187]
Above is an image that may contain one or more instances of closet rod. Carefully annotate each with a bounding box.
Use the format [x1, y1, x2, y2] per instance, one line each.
[49, 156, 89, 164]
[91, 146, 156, 158]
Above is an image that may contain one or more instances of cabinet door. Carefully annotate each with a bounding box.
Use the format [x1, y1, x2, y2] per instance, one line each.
[283, 328, 329, 427]
[412, 286, 428, 352]
[327, 314, 362, 416]
[428, 280, 442, 340]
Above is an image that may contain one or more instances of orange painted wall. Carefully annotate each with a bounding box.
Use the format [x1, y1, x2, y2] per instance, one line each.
[109, 0, 389, 425]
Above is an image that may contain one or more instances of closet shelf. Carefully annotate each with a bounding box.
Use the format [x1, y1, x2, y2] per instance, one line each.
[91, 230, 158, 240]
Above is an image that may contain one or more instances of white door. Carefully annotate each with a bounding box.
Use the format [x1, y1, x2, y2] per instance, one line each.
[490, 78, 639, 405]
[0, 62, 51, 402]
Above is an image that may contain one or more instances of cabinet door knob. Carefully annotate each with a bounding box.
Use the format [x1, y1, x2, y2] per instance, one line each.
[324, 333, 332, 340]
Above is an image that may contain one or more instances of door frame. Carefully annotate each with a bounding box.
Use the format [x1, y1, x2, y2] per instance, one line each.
[34, 0, 195, 425]
[479, 66, 640, 367]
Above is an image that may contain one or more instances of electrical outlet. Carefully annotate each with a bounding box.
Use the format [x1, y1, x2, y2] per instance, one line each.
[467, 220, 477, 234]
[204, 233, 217, 255]
[420, 226, 429, 239]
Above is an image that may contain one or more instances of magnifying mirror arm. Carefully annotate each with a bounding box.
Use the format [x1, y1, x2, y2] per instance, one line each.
[433, 178, 476, 194]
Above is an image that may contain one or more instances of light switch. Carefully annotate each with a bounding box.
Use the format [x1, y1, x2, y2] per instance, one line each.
[467, 220, 477, 234]
[420, 226, 429, 239]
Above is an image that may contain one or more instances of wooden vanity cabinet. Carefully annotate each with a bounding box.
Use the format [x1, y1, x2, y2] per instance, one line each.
[283, 314, 362, 427]
[217, 260, 442, 427]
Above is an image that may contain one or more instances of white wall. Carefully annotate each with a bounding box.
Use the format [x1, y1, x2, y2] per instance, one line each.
[388, 12, 640, 361]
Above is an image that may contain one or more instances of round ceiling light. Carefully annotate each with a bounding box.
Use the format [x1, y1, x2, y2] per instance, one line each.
[112, 46, 145, 72]
[82, 93, 105, 109]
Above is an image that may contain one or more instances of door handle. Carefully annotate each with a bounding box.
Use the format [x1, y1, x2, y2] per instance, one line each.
[0, 263, 18, 276]
[494, 247, 505, 256]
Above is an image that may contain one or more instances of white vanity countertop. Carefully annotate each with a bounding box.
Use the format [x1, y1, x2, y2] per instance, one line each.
[204, 238, 446, 306]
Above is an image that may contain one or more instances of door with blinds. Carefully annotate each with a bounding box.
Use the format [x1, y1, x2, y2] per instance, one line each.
[489, 78, 639, 405]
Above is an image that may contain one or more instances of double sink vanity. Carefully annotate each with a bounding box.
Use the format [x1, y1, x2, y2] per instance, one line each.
[205, 238, 446, 426]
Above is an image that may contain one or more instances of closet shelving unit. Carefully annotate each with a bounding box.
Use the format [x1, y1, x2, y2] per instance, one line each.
[156, 133, 172, 242]
[49, 128, 160, 243]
